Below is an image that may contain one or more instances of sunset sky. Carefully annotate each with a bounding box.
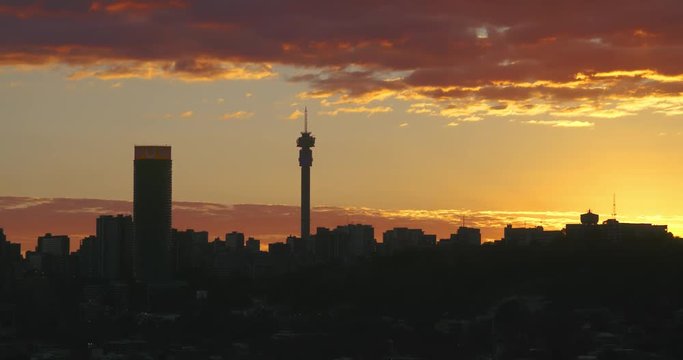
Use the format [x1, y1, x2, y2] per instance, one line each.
[2, 0, 683, 249]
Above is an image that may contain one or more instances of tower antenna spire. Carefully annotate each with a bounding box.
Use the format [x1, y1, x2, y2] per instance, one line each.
[297, 106, 315, 241]
[304, 106, 308, 133]
[612, 193, 617, 219]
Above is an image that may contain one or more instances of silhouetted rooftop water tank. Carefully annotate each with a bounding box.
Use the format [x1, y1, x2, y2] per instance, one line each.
[580, 210, 599, 225]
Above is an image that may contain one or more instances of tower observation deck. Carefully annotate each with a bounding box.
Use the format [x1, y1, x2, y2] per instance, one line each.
[297, 108, 315, 241]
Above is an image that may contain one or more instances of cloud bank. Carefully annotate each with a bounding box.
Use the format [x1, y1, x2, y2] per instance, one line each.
[2, 196, 681, 253]
[2, 0, 683, 121]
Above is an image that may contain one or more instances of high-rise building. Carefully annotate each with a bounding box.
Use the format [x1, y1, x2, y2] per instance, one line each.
[297, 108, 315, 242]
[442, 227, 482, 246]
[37, 233, 70, 256]
[134, 146, 172, 282]
[78, 235, 100, 279]
[172, 229, 209, 275]
[566, 210, 671, 244]
[36, 233, 70, 276]
[268, 242, 290, 256]
[382, 228, 436, 254]
[226, 231, 245, 251]
[334, 224, 376, 259]
[245, 237, 260, 254]
[97, 214, 135, 280]
[314, 225, 376, 261]
[0, 228, 21, 275]
[503, 225, 563, 246]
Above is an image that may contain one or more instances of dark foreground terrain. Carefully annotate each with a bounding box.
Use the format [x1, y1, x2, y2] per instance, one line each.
[3, 239, 683, 359]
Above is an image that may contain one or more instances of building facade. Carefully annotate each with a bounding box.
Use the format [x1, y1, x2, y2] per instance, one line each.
[134, 146, 172, 282]
[97, 214, 135, 280]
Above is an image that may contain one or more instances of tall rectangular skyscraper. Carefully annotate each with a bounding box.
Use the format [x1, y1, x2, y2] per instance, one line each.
[134, 146, 172, 282]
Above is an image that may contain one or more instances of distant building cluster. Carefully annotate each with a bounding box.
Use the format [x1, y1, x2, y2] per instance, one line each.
[0, 144, 675, 284]
[3, 209, 674, 283]
[500, 210, 672, 246]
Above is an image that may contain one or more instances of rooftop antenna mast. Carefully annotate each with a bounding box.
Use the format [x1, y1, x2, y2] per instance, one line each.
[612, 193, 617, 219]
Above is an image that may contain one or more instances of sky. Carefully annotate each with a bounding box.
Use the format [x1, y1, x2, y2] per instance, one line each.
[2, 0, 683, 249]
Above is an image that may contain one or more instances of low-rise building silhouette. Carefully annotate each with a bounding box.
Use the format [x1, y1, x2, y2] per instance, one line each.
[29, 233, 70, 276]
[333, 224, 375, 259]
[383, 227, 436, 254]
[37, 233, 69, 256]
[0, 228, 22, 288]
[440, 226, 482, 247]
[97, 214, 135, 280]
[503, 225, 563, 246]
[566, 210, 671, 244]
[226, 231, 245, 252]
[268, 242, 290, 256]
[286, 235, 307, 257]
[77, 235, 100, 279]
[245, 237, 261, 254]
[0, 228, 21, 264]
[171, 229, 209, 276]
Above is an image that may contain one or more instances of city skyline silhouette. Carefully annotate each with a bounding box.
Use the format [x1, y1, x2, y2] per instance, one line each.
[1, 136, 680, 254]
[2, 113, 680, 255]
[0, 102, 680, 253]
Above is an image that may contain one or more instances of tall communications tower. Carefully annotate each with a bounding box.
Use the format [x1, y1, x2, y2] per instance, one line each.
[297, 108, 315, 240]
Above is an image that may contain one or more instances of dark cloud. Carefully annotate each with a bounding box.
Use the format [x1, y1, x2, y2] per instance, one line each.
[290, 69, 406, 97]
[1, 0, 683, 106]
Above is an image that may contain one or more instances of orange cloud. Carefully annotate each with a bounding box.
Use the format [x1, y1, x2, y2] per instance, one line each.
[222, 111, 253, 120]
[287, 109, 303, 120]
[524, 120, 594, 128]
[319, 105, 393, 117]
[90, 0, 187, 13]
[67, 59, 275, 81]
[2, 197, 680, 253]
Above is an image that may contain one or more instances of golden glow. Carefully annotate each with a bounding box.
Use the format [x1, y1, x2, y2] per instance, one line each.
[319, 89, 397, 106]
[222, 111, 254, 120]
[287, 109, 304, 120]
[524, 120, 594, 128]
[633, 29, 656, 38]
[319, 106, 393, 116]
